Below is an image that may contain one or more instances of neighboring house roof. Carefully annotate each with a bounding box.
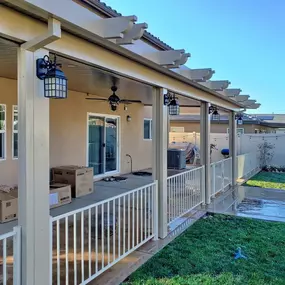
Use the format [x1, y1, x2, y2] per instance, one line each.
[170, 114, 285, 128]
[80, 0, 173, 50]
[255, 114, 285, 123]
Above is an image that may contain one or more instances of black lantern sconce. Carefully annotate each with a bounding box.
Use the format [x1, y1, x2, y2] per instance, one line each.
[209, 106, 220, 121]
[36, 55, 68, 99]
[164, 93, 180, 116]
[236, 114, 243, 125]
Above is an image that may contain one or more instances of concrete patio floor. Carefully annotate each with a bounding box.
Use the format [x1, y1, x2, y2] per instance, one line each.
[0, 166, 197, 235]
[208, 186, 285, 222]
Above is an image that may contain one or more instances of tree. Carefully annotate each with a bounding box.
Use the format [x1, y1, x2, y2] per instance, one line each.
[258, 141, 275, 167]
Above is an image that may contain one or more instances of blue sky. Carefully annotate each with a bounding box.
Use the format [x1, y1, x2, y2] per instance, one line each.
[105, 0, 285, 114]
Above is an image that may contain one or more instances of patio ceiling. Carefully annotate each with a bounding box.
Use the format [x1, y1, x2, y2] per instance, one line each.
[0, 37, 200, 107]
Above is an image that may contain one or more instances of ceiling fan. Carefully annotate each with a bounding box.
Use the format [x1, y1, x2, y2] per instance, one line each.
[85, 85, 141, 111]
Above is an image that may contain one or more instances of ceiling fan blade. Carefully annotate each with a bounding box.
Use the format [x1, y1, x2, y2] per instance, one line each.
[120, 99, 142, 104]
[85, 98, 108, 101]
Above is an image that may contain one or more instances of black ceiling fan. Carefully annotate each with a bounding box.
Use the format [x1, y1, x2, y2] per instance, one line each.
[85, 85, 141, 111]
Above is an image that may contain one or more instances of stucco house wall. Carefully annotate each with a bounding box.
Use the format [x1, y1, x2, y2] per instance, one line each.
[0, 77, 152, 185]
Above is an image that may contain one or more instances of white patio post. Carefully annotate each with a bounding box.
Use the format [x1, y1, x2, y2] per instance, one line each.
[200, 102, 211, 204]
[229, 111, 237, 186]
[18, 47, 50, 285]
[152, 87, 168, 238]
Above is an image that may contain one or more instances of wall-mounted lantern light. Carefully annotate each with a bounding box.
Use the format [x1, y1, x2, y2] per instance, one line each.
[164, 93, 180, 116]
[126, 115, 131, 122]
[236, 114, 243, 125]
[36, 55, 68, 99]
[209, 106, 220, 121]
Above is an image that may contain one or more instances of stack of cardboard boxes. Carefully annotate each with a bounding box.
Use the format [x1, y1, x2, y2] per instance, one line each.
[0, 166, 94, 223]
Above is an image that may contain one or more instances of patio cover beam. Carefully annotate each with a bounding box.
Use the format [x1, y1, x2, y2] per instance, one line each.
[115, 23, 148, 45]
[234, 95, 250, 102]
[171, 67, 215, 82]
[142, 49, 191, 68]
[242, 99, 256, 106]
[199, 80, 231, 91]
[219, 88, 242, 97]
[0, 4, 243, 111]
[246, 103, 261, 109]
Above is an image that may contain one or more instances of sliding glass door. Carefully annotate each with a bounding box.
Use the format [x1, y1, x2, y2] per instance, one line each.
[88, 114, 119, 177]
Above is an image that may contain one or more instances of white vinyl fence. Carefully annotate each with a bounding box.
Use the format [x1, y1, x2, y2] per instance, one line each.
[237, 152, 260, 179]
[50, 182, 158, 285]
[0, 227, 21, 285]
[167, 166, 204, 225]
[210, 157, 232, 197]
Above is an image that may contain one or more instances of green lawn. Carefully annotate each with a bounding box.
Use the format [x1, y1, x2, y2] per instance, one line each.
[245, 171, 285, 190]
[124, 215, 285, 285]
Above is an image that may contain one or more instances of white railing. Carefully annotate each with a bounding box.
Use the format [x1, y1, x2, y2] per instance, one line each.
[210, 157, 232, 197]
[167, 166, 204, 225]
[0, 227, 21, 285]
[237, 152, 260, 179]
[50, 181, 158, 285]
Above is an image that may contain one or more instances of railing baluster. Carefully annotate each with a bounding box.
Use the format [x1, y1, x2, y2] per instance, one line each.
[113, 200, 116, 261]
[95, 206, 98, 273]
[118, 197, 121, 257]
[144, 188, 147, 240]
[123, 195, 126, 255]
[88, 208, 91, 278]
[136, 191, 139, 245]
[65, 216, 69, 285]
[101, 204, 104, 269]
[132, 192, 135, 248]
[73, 214, 77, 285]
[3, 238, 6, 285]
[140, 189, 143, 243]
[56, 220, 60, 285]
[107, 201, 110, 264]
[81, 211, 84, 283]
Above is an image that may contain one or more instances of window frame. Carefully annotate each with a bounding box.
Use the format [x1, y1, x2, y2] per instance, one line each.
[12, 105, 18, 159]
[143, 118, 152, 140]
[0, 104, 6, 161]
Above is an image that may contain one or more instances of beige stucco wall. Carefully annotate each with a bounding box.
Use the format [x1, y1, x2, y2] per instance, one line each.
[0, 77, 152, 185]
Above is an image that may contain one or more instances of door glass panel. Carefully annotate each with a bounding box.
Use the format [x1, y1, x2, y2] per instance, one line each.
[105, 118, 117, 172]
[88, 116, 105, 175]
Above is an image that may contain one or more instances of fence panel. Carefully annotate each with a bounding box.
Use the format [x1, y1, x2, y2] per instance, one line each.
[167, 166, 204, 225]
[50, 182, 157, 285]
[237, 152, 259, 178]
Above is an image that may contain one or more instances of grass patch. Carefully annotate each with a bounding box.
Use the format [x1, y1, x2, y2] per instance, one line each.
[124, 214, 285, 285]
[244, 171, 285, 190]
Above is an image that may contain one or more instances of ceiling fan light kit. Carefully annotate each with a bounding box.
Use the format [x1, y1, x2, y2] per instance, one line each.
[86, 85, 141, 111]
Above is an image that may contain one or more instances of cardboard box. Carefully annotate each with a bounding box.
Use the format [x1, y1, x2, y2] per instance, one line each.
[52, 166, 94, 198]
[50, 183, 72, 209]
[0, 191, 18, 223]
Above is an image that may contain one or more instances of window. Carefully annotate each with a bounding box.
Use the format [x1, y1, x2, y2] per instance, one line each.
[144, 119, 152, 140]
[227, 128, 244, 135]
[12, 106, 18, 159]
[0, 105, 6, 160]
